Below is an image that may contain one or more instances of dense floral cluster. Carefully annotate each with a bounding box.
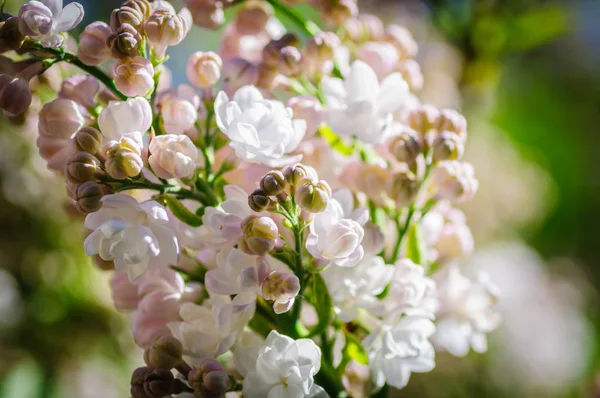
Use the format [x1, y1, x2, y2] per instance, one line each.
[1, 0, 501, 396]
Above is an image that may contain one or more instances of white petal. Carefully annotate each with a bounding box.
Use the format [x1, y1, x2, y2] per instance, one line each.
[54, 2, 84, 32]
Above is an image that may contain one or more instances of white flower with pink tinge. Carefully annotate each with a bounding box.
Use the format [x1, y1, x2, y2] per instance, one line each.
[234, 330, 328, 398]
[215, 85, 306, 167]
[322, 60, 410, 145]
[84, 194, 179, 281]
[432, 264, 501, 357]
[306, 189, 368, 267]
[19, 0, 84, 48]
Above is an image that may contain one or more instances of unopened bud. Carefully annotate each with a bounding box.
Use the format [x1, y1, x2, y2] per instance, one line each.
[240, 215, 279, 256]
[321, 0, 358, 26]
[248, 189, 272, 212]
[0, 74, 31, 117]
[256, 64, 278, 90]
[235, 0, 272, 35]
[185, 0, 225, 30]
[0, 17, 25, 51]
[59, 75, 101, 109]
[73, 181, 108, 213]
[262, 34, 299, 67]
[407, 104, 439, 137]
[77, 22, 112, 66]
[278, 46, 302, 75]
[186, 51, 223, 88]
[388, 128, 421, 168]
[385, 24, 418, 59]
[397, 59, 423, 92]
[296, 179, 332, 213]
[283, 163, 317, 186]
[260, 171, 286, 196]
[432, 131, 464, 162]
[387, 170, 418, 209]
[75, 127, 103, 155]
[131, 367, 183, 398]
[108, 23, 142, 58]
[66, 152, 104, 184]
[306, 31, 338, 63]
[188, 359, 231, 398]
[144, 336, 183, 370]
[104, 132, 144, 180]
[435, 109, 467, 139]
[431, 161, 478, 203]
[221, 58, 259, 96]
[114, 56, 155, 97]
[145, 8, 192, 56]
[261, 269, 300, 314]
[111, 0, 151, 30]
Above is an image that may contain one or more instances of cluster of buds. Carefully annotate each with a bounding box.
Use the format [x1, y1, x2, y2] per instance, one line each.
[248, 164, 332, 215]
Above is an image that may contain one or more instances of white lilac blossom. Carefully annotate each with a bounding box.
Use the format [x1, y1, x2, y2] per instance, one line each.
[195, 185, 253, 249]
[363, 314, 436, 390]
[234, 330, 327, 398]
[148, 134, 198, 180]
[214, 85, 306, 167]
[168, 296, 252, 360]
[204, 248, 268, 314]
[432, 264, 501, 357]
[19, 0, 84, 48]
[322, 60, 410, 145]
[83, 194, 179, 280]
[98, 97, 153, 140]
[322, 254, 393, 322]
[306, 189, 368, 267]
[383, 259, 438, 317]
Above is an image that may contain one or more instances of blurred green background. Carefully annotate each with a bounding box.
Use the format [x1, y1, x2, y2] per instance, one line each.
[0, 0, 599, 397]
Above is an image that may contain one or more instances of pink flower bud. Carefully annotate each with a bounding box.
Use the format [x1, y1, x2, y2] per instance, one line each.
[59, 75, 101, 108]
[431, 160, 478, 203]
[358, 41, 399, 80]
[385, 24, 418, 59]
[144, 8, 192, 57]
[387, 170, 419, 209]
[184, 0, 225, 30]
[186, 51, 223, 88]
[157, 85, 200, 135]
[296, 178, 332, 213]
[0, 74, 31, 117]
[66, 151, 104, 184]
[148, 134, 198, 179]
[114, 56, 155, 97]
[235, 1, 272, 35]
[432, 131, 464, 162]
[37, 98, 85, 171]
[73, 181, 108, 213]
[397, 59, 423, 92]
[435, 109, 467, 139]
[240, 215, 279, 256]
[132, 311, 173, 348]
[261, 269, 300, 309]
[103, 132, 144, 179]
[110, 271, 142, 311]
[188, 359, 231, 397]
[77, 22, 112, 66]
[221, 58, 259, 96]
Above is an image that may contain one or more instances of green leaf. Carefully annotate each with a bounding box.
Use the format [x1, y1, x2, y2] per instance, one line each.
[405, 222, 427, 265]
[307, 273, 332, 337]
[163, 195, 203, 227]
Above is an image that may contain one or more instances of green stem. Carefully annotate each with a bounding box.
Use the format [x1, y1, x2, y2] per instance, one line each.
[26, 44, 127, 100]
[390, 205, 415, 263]
[106, 177, 208, 203]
